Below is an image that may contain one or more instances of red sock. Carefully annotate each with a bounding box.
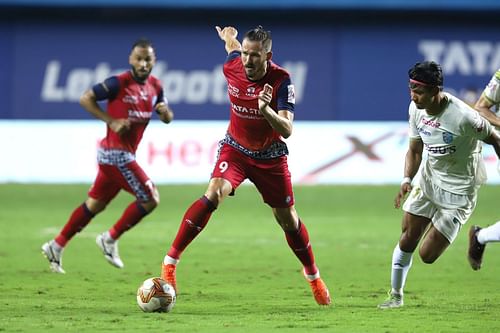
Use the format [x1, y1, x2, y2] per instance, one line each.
[284, 221, 318, 275]
[167, 196, 216, 259]
[109, 202, 149, 239]
[55, 203, 95, 247]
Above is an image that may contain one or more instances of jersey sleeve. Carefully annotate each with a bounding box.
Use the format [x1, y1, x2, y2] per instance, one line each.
[408, 103, 420, 140]
[226, 50, 240, 63]
[482, 69, 500, 105]
[92, 76, 120, 101]
[153, 86, 168, 106]
[462, 109, 493, 140]
[276, 76, 295, 112]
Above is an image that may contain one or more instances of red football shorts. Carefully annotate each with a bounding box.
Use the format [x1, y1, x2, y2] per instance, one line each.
[88, 161, 157, 203]
[211, 144, 294, 208]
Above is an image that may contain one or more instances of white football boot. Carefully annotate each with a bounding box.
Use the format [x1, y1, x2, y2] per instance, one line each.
[378, 291, 404, 309]
[96, 232, 124, 268]
[41, 240, 66, 274]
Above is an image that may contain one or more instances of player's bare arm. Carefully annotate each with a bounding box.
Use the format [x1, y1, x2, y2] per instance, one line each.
[474, 94, 500, 127]
[155, 102, 174, 124]
[258, 83, 293, 138]
[395, 138, 423, 208]
[483, 132, 500, 159]
[215, 26, 242, 54]
[80, 89, 130, 135]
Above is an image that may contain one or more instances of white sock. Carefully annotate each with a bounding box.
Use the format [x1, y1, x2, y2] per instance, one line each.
[304, 270, 320, 281]
[163, 255, 179, 265]
[51, 240, 63, 252]
[390, 244, 413, 295]
[477, 221, 500, 244]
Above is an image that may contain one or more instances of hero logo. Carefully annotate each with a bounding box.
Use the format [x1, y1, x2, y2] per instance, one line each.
[41, 60, 307, 104]
[419, 40, 500, 75]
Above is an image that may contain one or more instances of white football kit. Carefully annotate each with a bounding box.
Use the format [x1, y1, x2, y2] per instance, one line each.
[403, 92, 493, 242]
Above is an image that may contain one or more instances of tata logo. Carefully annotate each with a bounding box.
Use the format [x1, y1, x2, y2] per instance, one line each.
[127, 110, 152, 123]
[418, 40, 500, 75]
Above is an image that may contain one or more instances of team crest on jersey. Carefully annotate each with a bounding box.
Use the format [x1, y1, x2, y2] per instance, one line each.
[246, 86, 256, 97]
[442, 131, 454, 144]
[287, 85, 295, 104]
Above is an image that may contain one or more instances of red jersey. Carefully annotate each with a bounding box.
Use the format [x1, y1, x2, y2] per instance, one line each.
[223, 51, 295, 152]
[93, 71, 166, 153]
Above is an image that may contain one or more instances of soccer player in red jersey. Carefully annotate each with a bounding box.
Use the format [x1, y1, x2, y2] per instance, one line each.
[161, 26, 331, 305]
[42, 39, 174, 274]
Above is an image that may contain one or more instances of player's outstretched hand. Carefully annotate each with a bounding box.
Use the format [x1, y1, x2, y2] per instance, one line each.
[394, 183, 411, 209]
[215, 26, 238, 41]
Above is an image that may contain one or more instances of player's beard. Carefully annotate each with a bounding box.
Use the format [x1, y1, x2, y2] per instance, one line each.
[244, 61, 267, 81]
[131, 67, 151, 82]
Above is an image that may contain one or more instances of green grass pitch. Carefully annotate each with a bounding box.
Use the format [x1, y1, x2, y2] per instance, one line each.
[0, 184, 499, 332]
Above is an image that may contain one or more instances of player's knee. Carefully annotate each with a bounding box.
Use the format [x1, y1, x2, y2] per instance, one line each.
[142, 199, 158, 212]
[85, 198, 107, 214]
[278, 220, 296, 231]
[399, 233, 419, 253]
[205, 178, 232, 206]
[205, 188, 228, 207]
[273, 209, 298, 231]
[150, 200, 159, 210]
[421, 256, 437, 264]
[419, 249, 438, 264]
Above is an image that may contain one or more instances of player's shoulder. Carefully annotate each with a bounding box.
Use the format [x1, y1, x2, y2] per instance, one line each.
[408, 101, 420, 116]
[493, 68, 500, 81]
[445, 93, 482, 125]
[446, 92, 474, 114]
[116, 71, 131, 81]
[112, 71, 134, 88]
[227, 50, 241, 61]
[269, 61, 290, 78]
[147, 74, 162, 86]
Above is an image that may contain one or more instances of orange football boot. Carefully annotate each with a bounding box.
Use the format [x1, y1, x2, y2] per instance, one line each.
[161, 263, 178, 293]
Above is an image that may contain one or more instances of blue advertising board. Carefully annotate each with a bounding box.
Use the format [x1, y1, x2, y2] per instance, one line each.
[1, 0, 499, 10]
[1, 21, 499, 120]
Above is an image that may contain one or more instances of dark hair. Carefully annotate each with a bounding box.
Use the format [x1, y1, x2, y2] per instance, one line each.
[408, 61, 443, 89]
[132, 38, 154, 50]
[244, 25, 272, 52]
